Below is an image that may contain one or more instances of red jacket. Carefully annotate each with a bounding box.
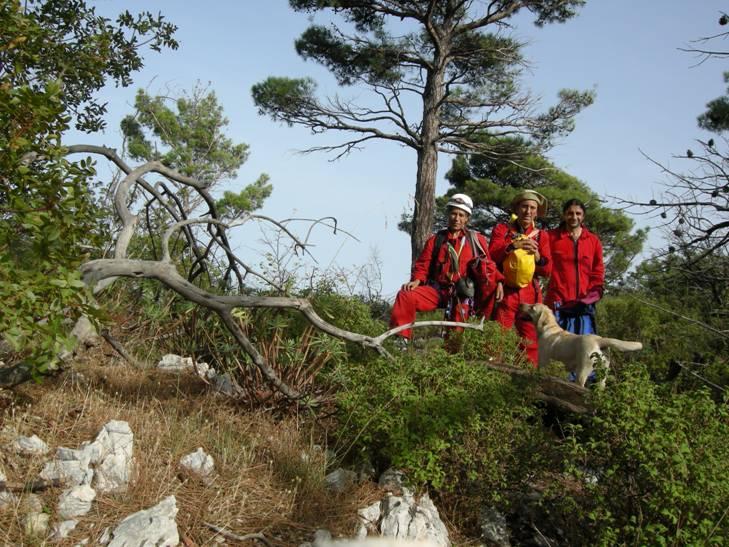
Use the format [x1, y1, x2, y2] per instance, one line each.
[489, 222, 552, 283]
[545, 226, 604, 308]
[411, 229, 499, 290]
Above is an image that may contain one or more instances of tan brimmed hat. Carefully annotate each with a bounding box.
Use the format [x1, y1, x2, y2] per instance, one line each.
[510, 190, 547, 218]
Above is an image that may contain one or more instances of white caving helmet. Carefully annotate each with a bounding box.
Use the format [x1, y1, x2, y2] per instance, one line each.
[446, 193, 473, 215]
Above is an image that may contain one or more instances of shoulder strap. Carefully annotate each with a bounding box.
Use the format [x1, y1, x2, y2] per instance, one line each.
[467, 229, 486, 258]
[428, 229, 448, 281]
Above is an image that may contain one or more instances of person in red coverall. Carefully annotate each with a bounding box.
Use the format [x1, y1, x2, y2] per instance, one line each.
[546, 198, 605, 335]
[390, 193, 499, 342]
[489, 190, 551, 365]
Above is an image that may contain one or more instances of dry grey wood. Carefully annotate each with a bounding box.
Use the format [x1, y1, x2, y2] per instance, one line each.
[203, 522, 271, 546]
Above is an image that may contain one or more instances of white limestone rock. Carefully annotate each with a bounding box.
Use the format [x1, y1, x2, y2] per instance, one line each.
[58, 484, 96, 519]
[180, 447, 215, 479]
[211, 372, 244, 397]
[107, 495, 179, 547]
[378, 468, 411, 496]
[98, 527, 111, 545]
[12, 434, 50, 456]
[71, 315, 101, 348]
[356, 501, 383, 539]
[312, 529, 333, 547]
[158, 353, 193, 371]
[21, 492, 44, 514]
[317, 539, 440, 546]
[95, 452, 133, 493]
[40, 457, 94, 486]
[24, 512, 50, 538]
[379, 493, 450, 547]
[52, 519, 79, 540]
[0, 491, 17, 511]
[92, 420, 134, 493]
[0, 469, 16, 511]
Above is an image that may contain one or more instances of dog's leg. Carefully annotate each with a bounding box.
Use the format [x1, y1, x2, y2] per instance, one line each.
[575, 351, 596, 387]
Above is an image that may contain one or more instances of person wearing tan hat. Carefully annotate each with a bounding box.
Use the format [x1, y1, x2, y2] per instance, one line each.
[389, 193, 500, 344]
[488, 190, 551, 365]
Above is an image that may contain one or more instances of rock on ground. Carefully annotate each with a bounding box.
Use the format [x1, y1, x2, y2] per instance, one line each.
[106, 495, 179, 547]
[11, 434, 49, 455]
[179, 447, 215, 479]
[58, 484, 96, 519]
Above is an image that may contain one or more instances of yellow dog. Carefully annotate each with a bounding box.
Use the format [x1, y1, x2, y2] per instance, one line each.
[519, 303, 642, 387]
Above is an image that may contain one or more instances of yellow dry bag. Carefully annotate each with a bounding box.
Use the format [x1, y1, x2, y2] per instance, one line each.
[502, 231, 539, 289]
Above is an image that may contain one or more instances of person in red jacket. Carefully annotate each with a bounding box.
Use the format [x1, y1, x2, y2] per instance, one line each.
[546, 198, 605, 335]
[489, 190, 551, 365]
[390, 193, 499, 341]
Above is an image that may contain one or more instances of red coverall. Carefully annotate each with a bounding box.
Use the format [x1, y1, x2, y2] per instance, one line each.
[489, 222, 552, 365]
[545, 226, 604, 308]
[390, 229, 498, 339]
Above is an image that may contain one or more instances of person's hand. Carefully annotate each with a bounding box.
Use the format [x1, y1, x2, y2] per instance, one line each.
[495, 281, 504, 302]
[518, 238, 538, 254]
[402, 279, 421, 291]
[515, 238, 540, 262]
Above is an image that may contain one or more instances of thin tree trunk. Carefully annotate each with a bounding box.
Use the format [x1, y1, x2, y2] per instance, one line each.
[411, 63, 445, 263]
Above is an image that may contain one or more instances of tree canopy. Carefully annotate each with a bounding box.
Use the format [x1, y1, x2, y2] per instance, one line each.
[1, 0, 177, 133]
[252, 0, 593, 262]
[120, 86, 272, 220]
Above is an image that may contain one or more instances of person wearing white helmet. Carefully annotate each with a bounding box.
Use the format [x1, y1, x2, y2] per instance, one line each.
[389, 193, 501, 345]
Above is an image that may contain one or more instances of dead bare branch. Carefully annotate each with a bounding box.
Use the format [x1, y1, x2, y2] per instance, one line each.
[203, 522, 271, 546]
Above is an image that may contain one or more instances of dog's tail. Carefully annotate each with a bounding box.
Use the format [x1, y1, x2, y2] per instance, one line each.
[598, 338, 642, 352]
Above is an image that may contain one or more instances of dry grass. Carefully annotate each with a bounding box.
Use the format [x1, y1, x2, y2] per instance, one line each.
[0, 347, 379, 546]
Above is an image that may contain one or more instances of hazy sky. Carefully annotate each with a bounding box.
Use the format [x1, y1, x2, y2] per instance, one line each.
[76, 0, 728, 297]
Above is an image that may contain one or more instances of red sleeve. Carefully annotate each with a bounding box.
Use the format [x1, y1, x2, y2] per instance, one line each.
[489, 223, 511, 266]
[535, 229, 552, 278]
[411, 234, 437, 283]
[588, 235, 605, 291]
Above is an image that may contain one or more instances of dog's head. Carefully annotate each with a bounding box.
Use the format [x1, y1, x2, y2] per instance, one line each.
[518, 303, 556, 334]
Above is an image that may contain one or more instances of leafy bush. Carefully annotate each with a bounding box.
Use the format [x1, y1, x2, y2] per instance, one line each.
[598, 295, 729, 393]
[561, 364, 729, 545]
[0, 80, 102, 376]
[334, 342, 549, 506]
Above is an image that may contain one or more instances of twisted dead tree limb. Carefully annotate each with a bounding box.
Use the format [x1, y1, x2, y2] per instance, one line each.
[80, 257, 485, 398]
[64, 145, 247, 291]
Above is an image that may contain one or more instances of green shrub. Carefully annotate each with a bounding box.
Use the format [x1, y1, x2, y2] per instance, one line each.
[598, 295, 729, 393]
[562, 364, 729, 546]
[333, 344, 549, 505]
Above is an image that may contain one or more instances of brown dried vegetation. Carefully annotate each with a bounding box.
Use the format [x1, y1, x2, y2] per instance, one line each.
[0, 346, 378, 546]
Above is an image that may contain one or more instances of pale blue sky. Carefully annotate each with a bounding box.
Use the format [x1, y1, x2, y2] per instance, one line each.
[76, 1, 728, 297]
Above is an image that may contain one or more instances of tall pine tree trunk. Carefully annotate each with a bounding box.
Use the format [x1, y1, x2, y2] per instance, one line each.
[411, 63, 445, 263]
